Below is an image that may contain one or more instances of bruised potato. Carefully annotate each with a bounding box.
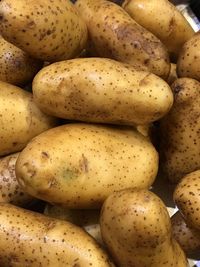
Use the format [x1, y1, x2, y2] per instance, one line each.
[0, 81, 57, 157]
[177, 32, 200, 82]
[0, 203, 114, 266]
[0, 36, 42, 86]
[75, 0, 170, 79]
[100, 188, 188, 267]
[0, 0, 88, 62]
[16, 123, 158, 209]
[33, 58, 173, 126]
[159, 78, 200, 183]
[122, 0, 194, 58]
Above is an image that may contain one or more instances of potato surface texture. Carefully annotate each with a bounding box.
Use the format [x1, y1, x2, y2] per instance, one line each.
[75, 0, 170, 79]
[0, 203, 114, 267]
[33, 58, 173, 125]
[159, 78, 200, 183]
[0, 0, 87, 62]
[16, 123, 158, 209]
[177, 32, 200, 82]
[0, 81, 57, 157]
[0, 36, 42, 85]
[122, 0, 194, 58]
[100, 188, 188, 267]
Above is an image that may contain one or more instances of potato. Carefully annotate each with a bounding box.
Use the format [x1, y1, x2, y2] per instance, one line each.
[33, 58, 173, 126]
[167, 63, 178, 85]
[0, 36, 42, 86]
[122, 0, 194, 58]
[0, 81, 57, 157]
[75, 0, 170, 79]
[16, 123, 158, 209]
[174, 170, 200, 231]
[0, 203, 114, 266]
[0, 153, 34, 206]
[159, 78, 200, 183]
[177, 32, 200, 82]
[0, 0, 88, 62]
[171, 211, 200, 255]
[100, 188, 188, 267]
[44, 204, 103, 245]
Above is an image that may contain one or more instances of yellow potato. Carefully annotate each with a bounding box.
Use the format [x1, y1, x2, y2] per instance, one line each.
[100, 188, 188, 267]
[122, 0, 194, 58]
[0, 36, 42, 85]
[75, 0, 170, 79]
[174, 170, 200, 231]
[159, 78, 200, 183]
[167, 63, 178, 85]
[0, 153, 34, 206]
[0, 203, 114, 266]
[177, 32, 200, 82]
[171, 211, 200, 255]
[0, 0, 88, 62]
[0, 81, 57, 157]
[33, 58, 173, 126]
[16, 123, 158, 209]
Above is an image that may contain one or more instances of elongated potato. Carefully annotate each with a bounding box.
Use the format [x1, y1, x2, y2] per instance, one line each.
[159, 78, 200, 183]
[0, 153, 34, 206]
[0, 36, 42, 85]
[122, 0, 194, 58]
[16, 123, 158, 209]
[0, 0, 88, 62]
[177, 32, 200, 82]
[100, 188, 188, 267]
[0, 203, 114, 266]
[33, 58, 173, 126]
[0, 81, 57, 157]
[167, 63, 178, 85]
[75, 0, 170, 79]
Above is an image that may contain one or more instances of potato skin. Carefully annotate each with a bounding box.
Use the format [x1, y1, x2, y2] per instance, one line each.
[75, 0, 170, 79]
[33, 58, 173, 126]
[171, 211, 200, 255]
[0, 153, 34, 206]
[177, 32, 200, 82]
[0, 81, 57, 157]
[16, 123, 158, 209]
[100, 188, 188, 267]
[159, 78, 200, 183]
[167, 63, 178, 85]
[122, 0, 194, 58]
[0, 0, 88, 62]
[174, 170, 200, 231]
[0, 203, 114, 267]
[0, 36, 42, 86]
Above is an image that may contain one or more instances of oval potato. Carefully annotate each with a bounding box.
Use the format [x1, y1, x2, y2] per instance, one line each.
[0, 0, 88, 62]
[0, 81, 57, 157]
[122, 0, 194, 58]
[16, 123, 158, 209]
[0, 203, 114, 266]
[75, 0, 170, 79]
[33, 58, 173, 126]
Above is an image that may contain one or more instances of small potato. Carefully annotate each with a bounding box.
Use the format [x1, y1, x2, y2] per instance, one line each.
[0, 203, 114, 266]
[33, 58, 173, 126]
[16, 123, 158, 209]
[44, 205, 103, 245]
[159, 78, 200, 183]
[171, 211, 200, 255]
[177, 32, 200, 82]
[100, 188, 188, 267]
[122, 0, 194, 58]
[0, 153, 34, 206]
[75, 0, 170, 79]
[0, 36, 42, 86]
[0, 0, 88, 62]
[174, 170, 200, 231]
[167, 63, 178, 85]
[0, 81, 57, 157]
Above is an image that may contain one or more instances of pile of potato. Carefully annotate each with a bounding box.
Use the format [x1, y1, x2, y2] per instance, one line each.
[0, 0, 200, 266]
